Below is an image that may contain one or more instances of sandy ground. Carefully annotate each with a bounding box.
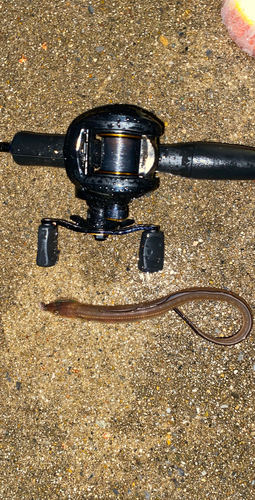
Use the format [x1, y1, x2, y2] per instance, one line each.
[0, 1, 255, 498]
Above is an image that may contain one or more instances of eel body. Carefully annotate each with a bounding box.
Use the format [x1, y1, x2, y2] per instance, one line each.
[41, 287, 253, 346]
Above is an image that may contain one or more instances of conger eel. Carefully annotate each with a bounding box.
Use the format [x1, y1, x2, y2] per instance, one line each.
[41, 287, 253, 346]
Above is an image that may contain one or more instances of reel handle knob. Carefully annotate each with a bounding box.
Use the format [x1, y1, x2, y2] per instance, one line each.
[138, 230, 164, 273]
[36, 221, 59, 267]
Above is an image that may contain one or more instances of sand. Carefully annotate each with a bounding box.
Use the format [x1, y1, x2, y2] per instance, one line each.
[1, 1, 255, 498]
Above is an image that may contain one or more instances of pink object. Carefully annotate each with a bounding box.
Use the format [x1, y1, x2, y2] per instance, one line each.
[221, 0, 255, 56]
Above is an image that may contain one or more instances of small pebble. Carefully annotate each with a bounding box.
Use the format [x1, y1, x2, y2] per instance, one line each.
[96, 419, 106, 428]
[176, 467, 185, 476]
[159, 35, 169, 47]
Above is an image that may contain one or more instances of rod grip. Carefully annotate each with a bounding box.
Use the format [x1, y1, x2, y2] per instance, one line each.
[10, 131, 65, 167]
[158, 142, 255, 180]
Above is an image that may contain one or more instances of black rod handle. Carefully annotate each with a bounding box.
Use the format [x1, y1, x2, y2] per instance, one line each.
[10, 131, 65, 168]
[0, 142, 10, 153]
[158, 142, 255, 180]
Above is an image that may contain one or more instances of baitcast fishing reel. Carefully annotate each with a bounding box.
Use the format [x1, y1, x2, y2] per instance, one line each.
[2, 103, 255, 272]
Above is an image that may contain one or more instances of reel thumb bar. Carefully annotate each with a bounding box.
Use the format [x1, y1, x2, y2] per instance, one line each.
[158, 142, 255, 180]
